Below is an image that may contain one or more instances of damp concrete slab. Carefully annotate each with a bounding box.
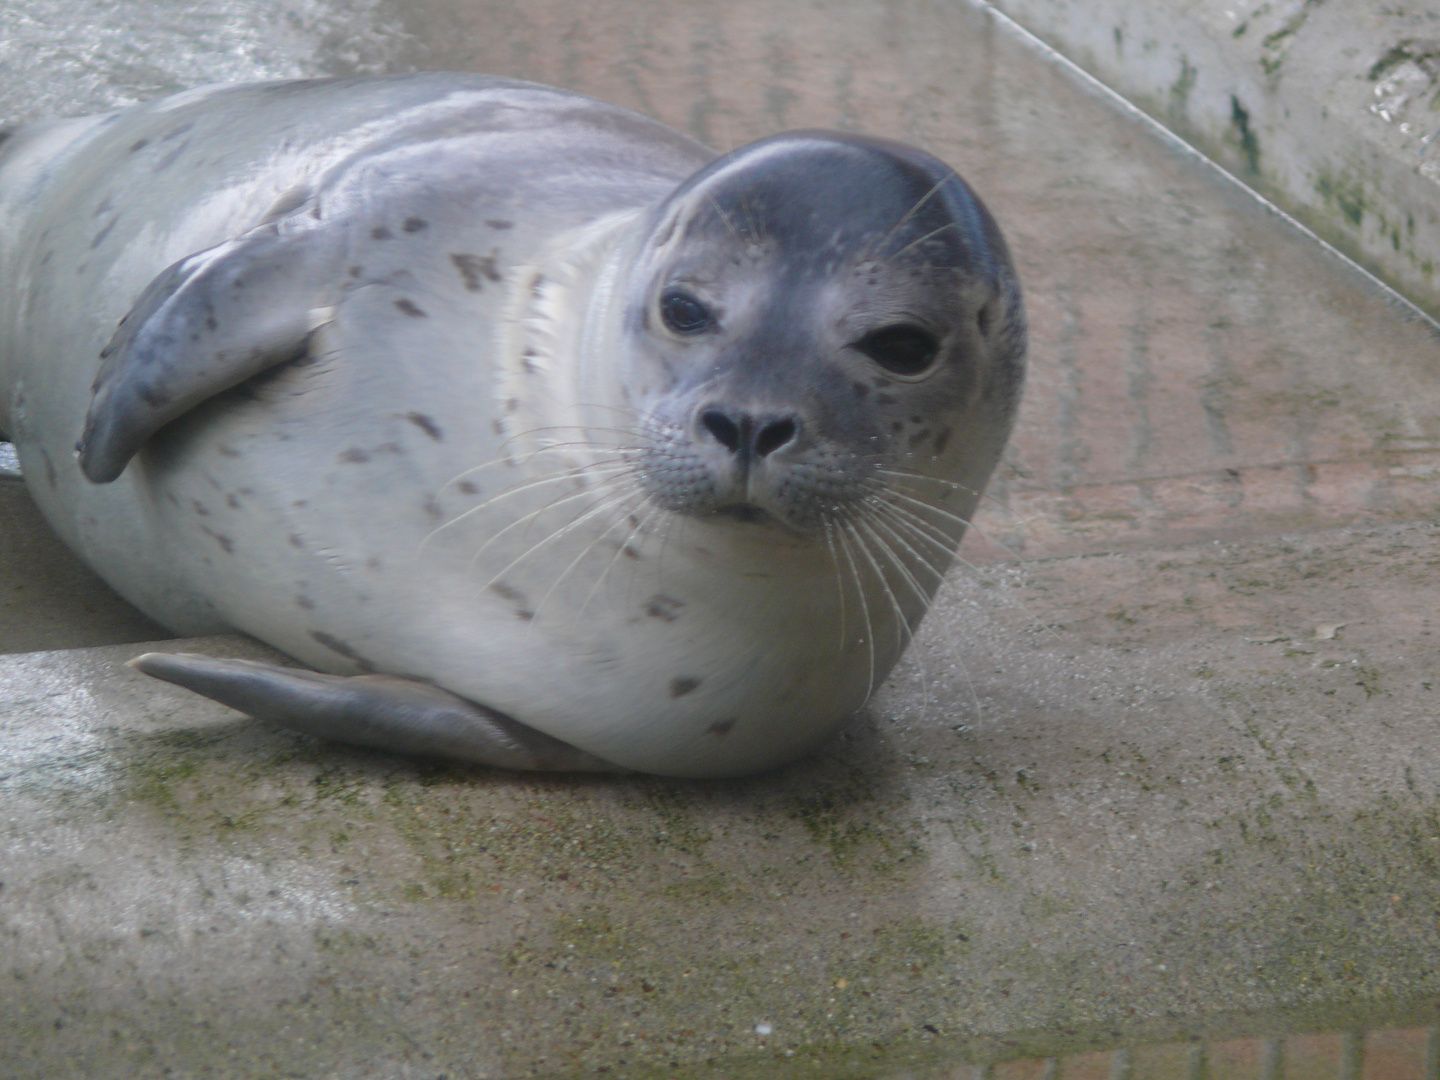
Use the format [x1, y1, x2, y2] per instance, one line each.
[978, 0, 1440, 322]
[4, 521, 1440, 1079]
[2, 0, 1439, 1077]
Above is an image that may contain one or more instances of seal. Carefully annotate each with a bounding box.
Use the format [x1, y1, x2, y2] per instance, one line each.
[0, 73, 1025, 778]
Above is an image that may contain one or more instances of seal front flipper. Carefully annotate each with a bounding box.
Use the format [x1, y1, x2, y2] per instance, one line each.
[77, 216, 347, 483]
[128, 652, 625, 773]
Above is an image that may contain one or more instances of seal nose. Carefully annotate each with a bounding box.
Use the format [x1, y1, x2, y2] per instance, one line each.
[699, 407, 799, 459]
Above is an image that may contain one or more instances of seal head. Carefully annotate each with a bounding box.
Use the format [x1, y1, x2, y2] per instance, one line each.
[615, 132, 1024, 541]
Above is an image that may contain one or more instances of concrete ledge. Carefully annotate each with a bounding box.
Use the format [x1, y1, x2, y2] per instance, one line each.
[980, 0, 1440, 322]
[4, 522, 1439, 1077]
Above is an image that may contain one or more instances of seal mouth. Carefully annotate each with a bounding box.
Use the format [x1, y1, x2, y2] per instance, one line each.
[712, 503, 774, 525]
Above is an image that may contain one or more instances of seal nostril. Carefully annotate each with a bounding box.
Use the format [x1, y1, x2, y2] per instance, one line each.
[754, 418, 797, 457]
[701, 409, 742, 453]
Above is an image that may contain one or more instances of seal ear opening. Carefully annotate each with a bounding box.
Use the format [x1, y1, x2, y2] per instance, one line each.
[76, 218, 344, 483]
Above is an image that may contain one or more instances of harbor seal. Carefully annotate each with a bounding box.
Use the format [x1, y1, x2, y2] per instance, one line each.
[0, 74, 1025, 778]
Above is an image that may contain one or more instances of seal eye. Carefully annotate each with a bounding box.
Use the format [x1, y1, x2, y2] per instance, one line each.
[659, 288, 714, 335]
[854, 324, 940, 377]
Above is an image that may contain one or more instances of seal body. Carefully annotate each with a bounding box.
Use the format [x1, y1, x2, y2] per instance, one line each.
[0, 74, 1025, 777]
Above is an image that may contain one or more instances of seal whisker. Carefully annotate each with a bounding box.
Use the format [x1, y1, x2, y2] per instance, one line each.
[480, 482, 649, 595]
[707, 196, 744, 243]
[419, 459, 634, 553]
[882, 219, 962, 263]
[849, 514, 922, 657]
[462, 465, 638, 571]
[870, 485, 977, 537]
[870, 175, 950, 258]
[853, 508, 942, 725]
[857, 503, 949, 599]
[872, 466, 984, 500]
[834, 523, 879, 705]
[438, 444, 632, 493]
[865, 498, 962, 566]
[858, 512, 985, 729]
[528, 485, 651, 622]
[578, 502, 666, 618]
[874, 466, 1032, 556]
[822, 521, 851, 663]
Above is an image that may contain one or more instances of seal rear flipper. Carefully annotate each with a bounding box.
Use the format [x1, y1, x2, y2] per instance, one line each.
[128, 652, 625, 773]
[77, 217, 347, 483]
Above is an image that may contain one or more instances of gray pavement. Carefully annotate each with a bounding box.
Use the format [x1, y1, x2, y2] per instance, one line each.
[2, 0, 1438, 1077]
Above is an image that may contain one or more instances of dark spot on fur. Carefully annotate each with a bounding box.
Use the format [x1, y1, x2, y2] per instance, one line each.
[707, 718, 737, 736]
[852, 382, 870, 399]
[521, 348, 539, 374]
[670, 676, 702, 698]
[136, 383, 170, 408]
[129, 138, 149, 153]
[623, 545, 642, 560]
[191, 499, 210, 517]
[93, 195, 113, 217]
[452, 480, 476, 497]
[340, 448, 370, 464]
[932, 426, 950, 456]
[890, 421, 903, 434]
[89, 217, 118, 249]
[201, 527, 234, 553]
[349, 265, 364, 278]
[506, 398, 520, 413]
[485, 219, 514, 230]
[491, 419, 505, 436]
[491, 582, 533, 618]
[309, 631, 377, 672]
[405, 412, 443, 441]
[371, 225, 393, 240]
[422, 495, 442, 520]
[296, 595, 315, 610]
[206, 314, 219, 331]
[154, 141, 188, 172]
[217, 443, 240, 458]
[289, 533, 304, 548]
[226, 493, 240, 509]
[394, 298, 427, 318]
[161, 121, 193, 142]
[645, 595, 683, 622]
[402, 216, 428, 233]
[366, 556, 382, 571]
[451, 252, 501, 292]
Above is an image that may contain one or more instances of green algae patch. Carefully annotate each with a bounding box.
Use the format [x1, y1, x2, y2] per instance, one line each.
[1315, 170, 1367, 230]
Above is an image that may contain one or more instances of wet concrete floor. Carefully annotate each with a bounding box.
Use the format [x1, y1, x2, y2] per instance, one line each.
[1, 0, 1438, 1077]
